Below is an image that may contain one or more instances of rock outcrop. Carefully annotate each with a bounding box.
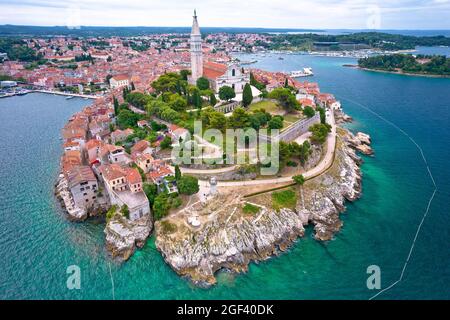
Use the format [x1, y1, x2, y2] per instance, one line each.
[299, 134, 362, 241]
[347, 131, 374, 155]
[105, 214, 153, 261]
[155, 207, 305, 287]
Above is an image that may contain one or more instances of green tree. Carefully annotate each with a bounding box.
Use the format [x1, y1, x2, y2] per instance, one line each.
[152, 194, 170, 220]
[268, 116, 283, 130]
[177, 175, 200, 195]
[293, 175, 305, 185]
[191, 89, 202, 109]
[219, 86, 236, 101]
[302, 106, 315, 118]
[151, 72, 182, 94]
[268, 87, 299, 112]
[143, 183, 158, 207]
[120, 205, 130, 219]
[196, 77, 210, 90]
[169, 95, 188, 112]
[227, 107, 250, 129]
[209, 112, 227, 132]
[210, 92, 217, 106]
[174, 165, 182, 181]
[316, 106, 326, 124]
[309, 123, 332, 145]
[116, 109, 141, 129]
[242, 83, 253, 108]
[160, 136, 173, 150]
[180, 69, 191, 81]
[113, 96, 119, 115]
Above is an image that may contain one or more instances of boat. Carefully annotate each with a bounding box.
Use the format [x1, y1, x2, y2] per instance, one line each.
[290, 68, 314, 77]
[66, 96, 75, 100]
[278, 57, 284, 60]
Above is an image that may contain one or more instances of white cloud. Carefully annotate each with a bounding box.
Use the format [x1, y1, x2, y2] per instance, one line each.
[0, 0, 449, 29]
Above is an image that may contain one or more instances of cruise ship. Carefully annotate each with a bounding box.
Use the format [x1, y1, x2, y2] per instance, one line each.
[290, 68, 314, 77]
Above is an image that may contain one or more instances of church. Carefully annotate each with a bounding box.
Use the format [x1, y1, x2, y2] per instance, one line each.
[189, 10, 250, 95]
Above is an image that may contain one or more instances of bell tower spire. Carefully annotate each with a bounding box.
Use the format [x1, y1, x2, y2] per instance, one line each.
[190, 9, 203, 82]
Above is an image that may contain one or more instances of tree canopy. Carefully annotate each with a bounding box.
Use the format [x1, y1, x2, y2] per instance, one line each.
[219, 86, 236, 101]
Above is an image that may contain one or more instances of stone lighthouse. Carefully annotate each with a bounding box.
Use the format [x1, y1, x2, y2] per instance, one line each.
[190, 10, 203, 83]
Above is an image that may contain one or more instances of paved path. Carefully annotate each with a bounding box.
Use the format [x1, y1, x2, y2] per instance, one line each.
[198, 110, 337, 187]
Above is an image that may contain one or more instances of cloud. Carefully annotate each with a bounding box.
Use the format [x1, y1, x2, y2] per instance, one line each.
[0, 0, 449, 29]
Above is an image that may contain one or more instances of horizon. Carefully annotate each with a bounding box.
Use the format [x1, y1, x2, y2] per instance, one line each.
[1, 1, 450, 30]
[2, 24, 450, 31]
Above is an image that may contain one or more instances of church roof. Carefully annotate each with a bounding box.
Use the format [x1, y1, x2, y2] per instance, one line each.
[203, 61, 227, 79]
[191, 10, 201, 35]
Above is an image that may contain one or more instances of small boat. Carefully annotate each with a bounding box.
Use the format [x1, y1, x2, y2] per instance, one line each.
[278, 57, 284, 60]
[66, 96, 75, 100]
[290, 68, 314, 77]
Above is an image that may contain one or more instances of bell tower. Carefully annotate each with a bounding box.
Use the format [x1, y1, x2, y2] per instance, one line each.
[190, 9, 203, 83]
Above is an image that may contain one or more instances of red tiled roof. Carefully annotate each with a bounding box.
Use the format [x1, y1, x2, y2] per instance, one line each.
[203, 61, 227, 79]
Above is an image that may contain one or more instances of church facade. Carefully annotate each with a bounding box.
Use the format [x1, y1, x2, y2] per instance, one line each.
[189, 11, 249, 95]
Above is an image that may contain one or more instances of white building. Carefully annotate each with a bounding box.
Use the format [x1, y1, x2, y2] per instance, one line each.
[109, 74, 130, 89]
[203, 61, 250, 95]
[99, 164, 150, 221]
[67, 166, 98, 210]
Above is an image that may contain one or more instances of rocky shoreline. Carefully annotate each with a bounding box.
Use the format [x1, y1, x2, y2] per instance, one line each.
[104, 214, 153, 261]
[154, 126, 366, 287]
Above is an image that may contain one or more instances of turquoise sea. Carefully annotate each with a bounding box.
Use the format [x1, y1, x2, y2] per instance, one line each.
[0, 49, 449, 299]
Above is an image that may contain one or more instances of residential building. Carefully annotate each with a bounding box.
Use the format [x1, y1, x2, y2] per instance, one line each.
[67, 166, 98, 210]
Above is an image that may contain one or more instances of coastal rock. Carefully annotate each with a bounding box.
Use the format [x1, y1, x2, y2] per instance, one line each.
[356, 132, 371, 145]
[155, 205, 305, 287]
[104, 214, 153, 261]
[346, 130, 374, 156]
[356, 144, 374, 156]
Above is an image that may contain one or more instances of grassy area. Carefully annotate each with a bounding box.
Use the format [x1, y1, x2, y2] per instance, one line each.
[160, 220, 178, 234]
[249, 100, 280, 114]
[243, 203, 261, 216]
[283, 113, 303, 123]
[272, 189, 297, 211]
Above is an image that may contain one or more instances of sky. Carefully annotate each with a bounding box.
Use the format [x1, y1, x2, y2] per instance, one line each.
[0, 0, 449, 30]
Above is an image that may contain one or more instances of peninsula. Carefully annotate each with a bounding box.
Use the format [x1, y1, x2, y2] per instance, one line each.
[356, 53, 450, 77]
[3, 12, 372, 286]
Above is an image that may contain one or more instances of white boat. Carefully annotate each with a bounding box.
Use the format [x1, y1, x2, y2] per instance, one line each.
[290, 68, 314, 77]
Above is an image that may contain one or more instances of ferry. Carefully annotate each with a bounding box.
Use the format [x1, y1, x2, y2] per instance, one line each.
[290, 68, 314, 77]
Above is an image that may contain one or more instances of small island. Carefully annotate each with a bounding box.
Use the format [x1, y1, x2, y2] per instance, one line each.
[356, 54, 450, 77]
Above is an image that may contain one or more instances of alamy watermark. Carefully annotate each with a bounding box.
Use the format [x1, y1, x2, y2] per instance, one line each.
[66, 265, 81, 290]
[366, 265, 381, 290]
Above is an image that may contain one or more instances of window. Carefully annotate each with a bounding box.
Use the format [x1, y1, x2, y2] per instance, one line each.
[232, 69, 236, 77]
[83, 193, 87, 196]
[80, 188, 84, 191]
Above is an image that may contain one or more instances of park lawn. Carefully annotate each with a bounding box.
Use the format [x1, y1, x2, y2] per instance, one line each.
[242, 203, 261, 216]
[249, 100, 280, 114]
[272, 189, 297, 211]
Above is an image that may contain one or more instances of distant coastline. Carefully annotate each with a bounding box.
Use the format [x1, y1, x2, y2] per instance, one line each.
[343, 64, 450, 78]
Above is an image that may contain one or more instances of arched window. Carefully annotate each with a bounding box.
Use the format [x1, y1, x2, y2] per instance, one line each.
[232, 69, 236, 77]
